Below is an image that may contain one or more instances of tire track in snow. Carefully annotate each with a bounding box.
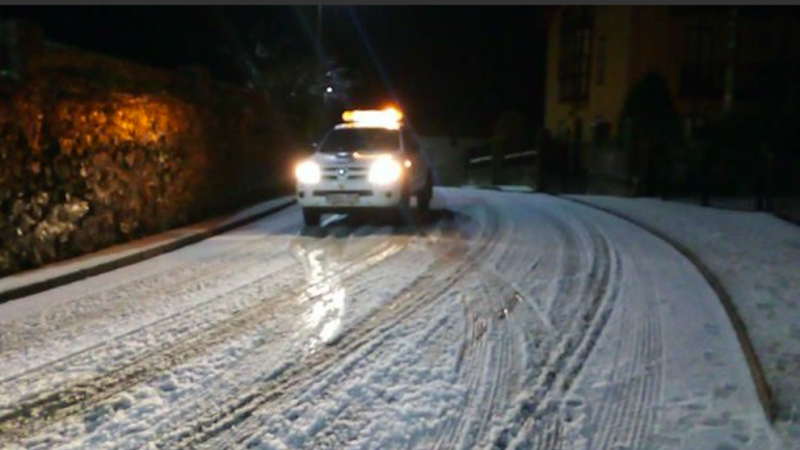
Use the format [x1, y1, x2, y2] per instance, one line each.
[0, 221, 398, 393]
[3, 191, 716, 449]
[0, 206, 304, 363]
[514, 206, 663, 450]
[270, 292, 466, 450]
[0, 254, 301, 411]
[427, 202, 533, 450]
[198, 195, 614, 450]
[237, 195, 619, 450]
[433, 285, 523, 450]
[0, 243, 296, 388]
[133, 233, 436, 447]
[0, 239, 290, 359]
[473, 202, 593, 450]
[285, 271, 527, 450]
[199, 194, 620, 450]
[0, 232, 408, 445]
[255, 210, 504, 450]
[159, 209, 499, 449]
[490, 218, 621, 449]
[586, 257, 663, 450]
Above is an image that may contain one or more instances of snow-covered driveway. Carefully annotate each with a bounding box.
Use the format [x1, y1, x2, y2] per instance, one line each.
[0, 188, 780, 449]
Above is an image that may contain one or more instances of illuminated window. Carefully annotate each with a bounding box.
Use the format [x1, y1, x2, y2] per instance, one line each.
[559, 7, 594, 102]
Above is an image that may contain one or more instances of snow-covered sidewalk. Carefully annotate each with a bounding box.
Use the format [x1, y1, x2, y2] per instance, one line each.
[571, 195, 800, 436]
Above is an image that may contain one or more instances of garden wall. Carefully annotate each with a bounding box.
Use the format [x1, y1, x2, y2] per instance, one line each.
[0, 20, 293, 276]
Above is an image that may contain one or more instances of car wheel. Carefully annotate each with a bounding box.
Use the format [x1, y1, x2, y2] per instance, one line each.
[417, 191, 431, 214]
[302, 208, 321, 227]
[418, 176, 433, 214]
[393, 184, 412, 224]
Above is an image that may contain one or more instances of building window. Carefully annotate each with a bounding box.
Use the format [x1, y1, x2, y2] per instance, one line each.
[735, 14, 800, 99]
[683, 115, 705, 139]
[595, 35, 606, 85]
[559, 7, 594, 102]
[679, 14, 724, 99]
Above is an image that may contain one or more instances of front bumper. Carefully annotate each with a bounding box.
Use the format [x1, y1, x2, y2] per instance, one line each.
[296, 180, 403, 208]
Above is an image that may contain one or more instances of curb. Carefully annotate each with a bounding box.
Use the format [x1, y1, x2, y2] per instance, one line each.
[0, 198, 295, 304]
[558, 195, 775, 423]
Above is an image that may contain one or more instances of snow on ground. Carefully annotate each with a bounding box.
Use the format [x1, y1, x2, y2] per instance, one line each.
[0, 188, 784, 449]
[0, 196, 294, 302]
[572, 195, 800, 440]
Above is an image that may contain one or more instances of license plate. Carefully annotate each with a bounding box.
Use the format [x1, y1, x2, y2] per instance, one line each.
[327, 193, 358, 207]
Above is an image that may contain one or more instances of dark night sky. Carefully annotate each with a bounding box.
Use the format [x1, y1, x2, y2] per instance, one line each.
[0, 6, 546, 137]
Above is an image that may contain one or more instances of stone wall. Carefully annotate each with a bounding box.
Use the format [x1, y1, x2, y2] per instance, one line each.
[0, 21, 292, 276]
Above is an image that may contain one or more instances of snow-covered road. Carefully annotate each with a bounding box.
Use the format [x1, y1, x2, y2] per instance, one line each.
[0, 188, 781, 449]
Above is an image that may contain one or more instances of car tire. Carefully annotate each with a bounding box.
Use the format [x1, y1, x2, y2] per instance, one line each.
[418, 194, 430, 214]
[302, 208, 321, 227]
[392, 183, 411, 224]
[417, 176, 433, 214]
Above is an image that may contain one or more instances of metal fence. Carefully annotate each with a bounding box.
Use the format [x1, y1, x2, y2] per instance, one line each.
[463, 136, 800, 224]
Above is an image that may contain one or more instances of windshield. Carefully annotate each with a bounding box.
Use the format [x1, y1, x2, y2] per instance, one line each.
[319, 128, 400, 153]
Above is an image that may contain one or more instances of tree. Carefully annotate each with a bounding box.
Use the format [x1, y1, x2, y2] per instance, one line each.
[213, 21, 359, 143]
[256, 45, 358, 142]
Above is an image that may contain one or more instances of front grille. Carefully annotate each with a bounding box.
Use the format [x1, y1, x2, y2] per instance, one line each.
[322, 166, 367, 180]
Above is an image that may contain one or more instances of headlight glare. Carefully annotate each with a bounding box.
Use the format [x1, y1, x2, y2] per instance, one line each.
[295, 160, 321, 184]
[368, 158, 402, 185]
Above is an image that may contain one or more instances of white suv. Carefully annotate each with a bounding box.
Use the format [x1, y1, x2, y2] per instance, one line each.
[294, 108, 433, 227]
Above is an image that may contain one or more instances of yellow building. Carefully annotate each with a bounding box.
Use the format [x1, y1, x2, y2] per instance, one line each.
[545, 6, 800, 153]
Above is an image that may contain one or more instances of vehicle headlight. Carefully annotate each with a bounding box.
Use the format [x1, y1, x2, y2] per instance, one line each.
[295, 160, 321, 184]
[368, 158, 402, 185]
